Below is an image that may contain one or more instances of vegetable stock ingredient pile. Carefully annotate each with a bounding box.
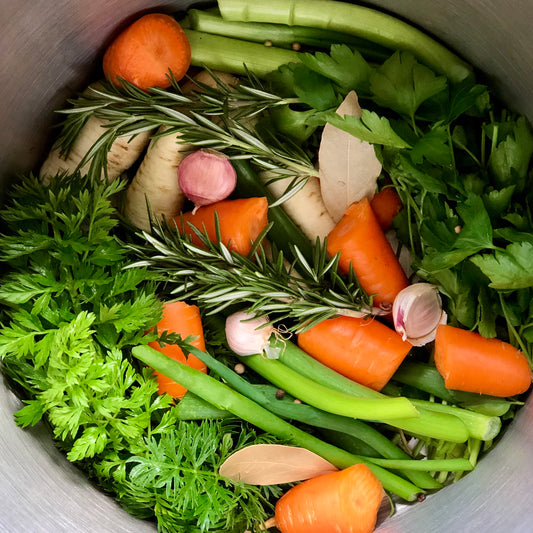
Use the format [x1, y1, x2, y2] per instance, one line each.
[1, 1, 533, 532]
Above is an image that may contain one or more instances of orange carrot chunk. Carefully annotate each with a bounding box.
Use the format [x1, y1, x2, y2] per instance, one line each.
[275, 463, 384, 533]
[103, 13, 191, 90]
[297, 316, 412, 392]
[434, 324, 532, 397]
[148, 301, 207, 399]
[370, 187, 403, 231]
[326, 197, 409, 310]
[175, 196, 269, 257]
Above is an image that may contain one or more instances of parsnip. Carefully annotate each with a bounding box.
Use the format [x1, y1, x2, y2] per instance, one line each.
[123, 69, 239, 232]
[261, 172, 336, 242]
[123, 128, 192, 231]
[39, 82, 153, 187]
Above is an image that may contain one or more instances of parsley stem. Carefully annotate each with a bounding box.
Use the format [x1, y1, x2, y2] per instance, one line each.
[131, 344, 422, 500]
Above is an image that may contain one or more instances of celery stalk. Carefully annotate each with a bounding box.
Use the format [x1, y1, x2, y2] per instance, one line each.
[187, 8, 391, 61]
[217, 0, 473, 82]
[184, 29, 300, 77]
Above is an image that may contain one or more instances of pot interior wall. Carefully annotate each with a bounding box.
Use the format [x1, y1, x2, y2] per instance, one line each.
[1, 1, 532, 532]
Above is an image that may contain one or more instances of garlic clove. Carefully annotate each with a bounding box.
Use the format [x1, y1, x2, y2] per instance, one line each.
[392, 283, 447, 346]
[177, 148, 237, 211]
[225, 310, 277, 357]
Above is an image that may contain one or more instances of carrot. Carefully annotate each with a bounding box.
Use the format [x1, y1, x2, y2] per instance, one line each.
[103, 13, 191, 90]
[274, 463, 384, 533]
[326, 197, 409, 309]
[148, 301, 207, 399]
[370, 187, 403, 231]
[297, 315, 412, 392]
[434, 324, 532, 397]
[175, 196, 269, 256]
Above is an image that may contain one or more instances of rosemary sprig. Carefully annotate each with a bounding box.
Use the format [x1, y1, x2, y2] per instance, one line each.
[124, 217, 373, 333]
[54, 74, 316, 198]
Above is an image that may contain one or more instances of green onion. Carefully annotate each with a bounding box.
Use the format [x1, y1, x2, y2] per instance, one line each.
[178, 337, 440, 489]
[273, 339, 474, 442]
[132, 343, 422, 501]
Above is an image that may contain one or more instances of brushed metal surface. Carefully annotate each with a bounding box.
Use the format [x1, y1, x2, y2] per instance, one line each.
[1, 1, 532, 532]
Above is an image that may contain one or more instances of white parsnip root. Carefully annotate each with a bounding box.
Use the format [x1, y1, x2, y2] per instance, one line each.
[40, 116, 152, 184]
[261, 172, 336, 242]
[124, 128, 192, 231]
[40, 81, 153, 184]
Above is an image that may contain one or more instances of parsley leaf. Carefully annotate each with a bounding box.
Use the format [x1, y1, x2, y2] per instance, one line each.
[471, 241, 533, 289]
[299, 44, 372, 93]
[312, 108, 411, 148]
[410, 125, 453, 167]
[488, 116, 533, 189]
[370, 51, 448, 121]
[420, 194, 494, 272]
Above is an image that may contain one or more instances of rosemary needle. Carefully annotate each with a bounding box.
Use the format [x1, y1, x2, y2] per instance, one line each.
[124, 218, 373, 333]
[54, 75, 316, 191]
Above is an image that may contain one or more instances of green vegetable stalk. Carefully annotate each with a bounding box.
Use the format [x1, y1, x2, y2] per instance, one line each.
[176, 345, 439, 489]
[271, 338, 499, 442]
[187, 8, 391, 61]
[132, 343, 423, 501]
[217, 0, 474, 82]
[184, 29, 300, 77]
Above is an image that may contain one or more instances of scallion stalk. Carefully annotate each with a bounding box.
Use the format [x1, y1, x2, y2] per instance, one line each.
[132, 343, 422, 500]
[177, 342, 440, 490]
[271, 339, 481, 442]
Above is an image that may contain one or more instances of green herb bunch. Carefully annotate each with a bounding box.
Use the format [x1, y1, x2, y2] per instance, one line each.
[264, 45, 533, 363]
[0, 173, 282, 532]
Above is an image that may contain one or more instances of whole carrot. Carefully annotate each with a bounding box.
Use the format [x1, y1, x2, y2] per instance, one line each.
[434, 324, 532, 397]
[274, 463, 384, 533]
[103, 13, 191, 90]
[326, 197, 409, 310]
[175, 196, 269, 256]
[370, 187, 403, 231]
[148, 301, 207, 399]
[297, 315, 412, 392]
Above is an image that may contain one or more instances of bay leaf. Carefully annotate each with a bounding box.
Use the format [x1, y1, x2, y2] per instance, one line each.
[219, 444, 338, 485]
[318, 90, 383, 222]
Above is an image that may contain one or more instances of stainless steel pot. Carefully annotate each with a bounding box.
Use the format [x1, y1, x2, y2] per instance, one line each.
[1, 1, 532, 531]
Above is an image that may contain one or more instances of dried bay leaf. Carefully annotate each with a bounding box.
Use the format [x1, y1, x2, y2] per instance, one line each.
[318, 90, 383, 222]
[219, 444, 338, 485]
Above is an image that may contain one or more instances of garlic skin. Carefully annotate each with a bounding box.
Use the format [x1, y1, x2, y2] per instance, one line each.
[392, 283, 447, 346]
[225, 310, 281, 359]
[177, 148, 237, 212]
